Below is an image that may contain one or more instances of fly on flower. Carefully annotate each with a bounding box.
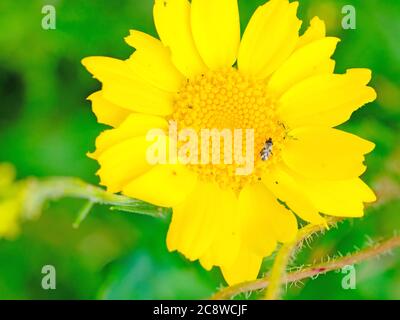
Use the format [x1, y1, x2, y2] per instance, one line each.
[260, 138, 273, 161]
[82, 0, 377, 285]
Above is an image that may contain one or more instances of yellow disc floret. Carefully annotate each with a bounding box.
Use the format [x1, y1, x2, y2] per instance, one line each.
[171, 68, 287, 193]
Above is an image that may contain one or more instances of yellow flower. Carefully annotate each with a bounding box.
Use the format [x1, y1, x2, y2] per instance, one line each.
[83, 0, 376, 285]
[0, 164, 24, 239]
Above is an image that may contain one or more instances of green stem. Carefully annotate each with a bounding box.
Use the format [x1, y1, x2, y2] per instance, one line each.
[264, 220, 337, 300]
[212, 218, 341, 300]
[22, 177, 170, 221]
[73, 200, 95, 229]
[264, 240, 294, 300]
[211, 234, 400, 300]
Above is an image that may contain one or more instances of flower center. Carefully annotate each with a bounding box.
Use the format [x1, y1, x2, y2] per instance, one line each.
[171, 68, 286, 193]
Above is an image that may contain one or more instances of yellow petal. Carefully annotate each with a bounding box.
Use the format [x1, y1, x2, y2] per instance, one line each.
[167, 182, 240, 268]
[191, 0, 240, 69]
[220, 248, 263, 285]
[153, 0, 207, 78]
[238, 183, 278, 256]
[95, 136, 158, 193]
[240, 182, 297, 246]
[82, 56, 173, 116]
[290, 172, 376, 217]
[238, 0, 302, 79]
[167, 181, 220, 259]
[122, 164, 197, 207]
[315, 58, 336, 74]
[88, 91, 131, 127]
[268, 37, 339, 97]
[296, 16, 326, 48]
[199, 187, 240, 268]
[278, 69, 377, 128]
[282, 127, 375, 180]
[125, 30, 184, 92]
[90, 113, 168, 159]
[262, 164, 325, 225]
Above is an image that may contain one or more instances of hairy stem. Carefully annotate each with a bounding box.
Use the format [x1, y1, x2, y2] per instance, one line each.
[264, 240, 294, 300]
[264, 219, 338, 300]
[211, 234, 400, 300]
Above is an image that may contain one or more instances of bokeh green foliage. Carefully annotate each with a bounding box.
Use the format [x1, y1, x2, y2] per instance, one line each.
[0, 0, 399, 299]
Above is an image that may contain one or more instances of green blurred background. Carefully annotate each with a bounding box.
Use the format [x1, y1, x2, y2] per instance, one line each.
[0, 0, 399, 299]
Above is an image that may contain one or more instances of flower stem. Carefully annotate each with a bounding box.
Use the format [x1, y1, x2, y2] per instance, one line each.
[211, 234, 400, 300]
[264, 240, 294, 300]
[264, 220, 336, 300]
[73, 200, 95, 229]
[22, 177, 170, 221]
